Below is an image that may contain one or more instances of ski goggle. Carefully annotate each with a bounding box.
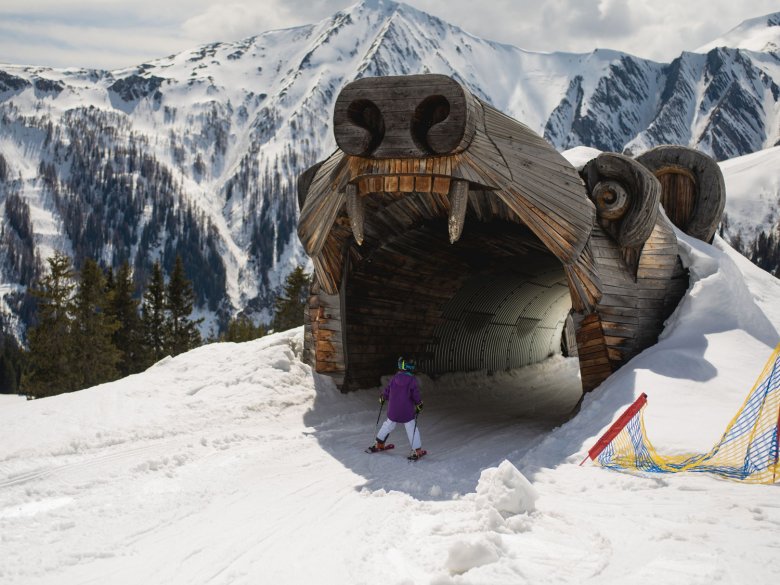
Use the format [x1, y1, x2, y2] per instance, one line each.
[397, 357, 416, 372]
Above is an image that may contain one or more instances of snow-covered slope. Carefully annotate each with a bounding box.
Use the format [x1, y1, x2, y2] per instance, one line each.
[1, 223, 779, 583]
[697, 12, 780, 53]
[720, 146, 780, 242]
[0, 0, 779, 334]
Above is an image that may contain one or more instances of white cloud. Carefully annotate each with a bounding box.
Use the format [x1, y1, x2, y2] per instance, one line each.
[408, 0, 780, 61]
[181, 2, 296, 42]
[0, 0, 777, 69]
[0, 21, 184, 69]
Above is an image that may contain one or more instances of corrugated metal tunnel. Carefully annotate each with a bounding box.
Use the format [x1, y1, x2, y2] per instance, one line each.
[423, 263, 571, 376]
[342, 218, 573, 389]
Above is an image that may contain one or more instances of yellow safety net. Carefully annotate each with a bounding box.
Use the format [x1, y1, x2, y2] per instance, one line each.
[586, 343, 780, 484]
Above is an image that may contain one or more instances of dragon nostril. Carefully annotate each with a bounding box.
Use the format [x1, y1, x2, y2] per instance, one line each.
[411, 95, 451, 154]
[334, 75, 474, 158]
[345, 99, 385, 155]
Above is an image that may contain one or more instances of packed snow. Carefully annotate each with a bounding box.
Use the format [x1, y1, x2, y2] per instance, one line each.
[1, 224, 779, 584]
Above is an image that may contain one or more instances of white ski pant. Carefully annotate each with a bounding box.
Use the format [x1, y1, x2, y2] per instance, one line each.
[378, 418, 421, 449]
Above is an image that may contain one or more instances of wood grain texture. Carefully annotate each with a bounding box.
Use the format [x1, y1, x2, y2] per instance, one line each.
[636, 145, 726, 243]
[574, 313, 613, 392]
[572, 153, 690, 390]
[582, 153, 660, 252]
[305, 279, 346, 386]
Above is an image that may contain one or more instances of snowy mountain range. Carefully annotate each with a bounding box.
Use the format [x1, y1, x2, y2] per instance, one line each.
[0, 0, 779, 335]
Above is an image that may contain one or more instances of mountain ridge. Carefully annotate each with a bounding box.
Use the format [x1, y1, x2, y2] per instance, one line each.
[0, 0, 778, 337]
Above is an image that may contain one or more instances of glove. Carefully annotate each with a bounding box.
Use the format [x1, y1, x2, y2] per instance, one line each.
[415, 402, 424, 414]
[379, 396, 386, 405]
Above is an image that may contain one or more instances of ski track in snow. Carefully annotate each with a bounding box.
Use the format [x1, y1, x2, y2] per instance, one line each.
[2, 237, 780, 583]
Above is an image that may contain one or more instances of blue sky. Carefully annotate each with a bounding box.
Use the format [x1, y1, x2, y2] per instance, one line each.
[1, 0, 777, 69]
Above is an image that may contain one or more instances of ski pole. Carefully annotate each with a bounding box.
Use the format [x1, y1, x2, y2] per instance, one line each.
[409, 411, 419, 458]
[373, 400, 384, 441]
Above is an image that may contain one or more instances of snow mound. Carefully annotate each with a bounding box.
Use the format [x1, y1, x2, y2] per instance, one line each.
[443, 462, 535, 577]
[475, 459, 537, 518]
[561, 145, 602, 169]
[445, 534, 502, 575]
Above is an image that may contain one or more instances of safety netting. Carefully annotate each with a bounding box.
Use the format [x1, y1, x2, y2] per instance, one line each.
[582, 343, 780, 484]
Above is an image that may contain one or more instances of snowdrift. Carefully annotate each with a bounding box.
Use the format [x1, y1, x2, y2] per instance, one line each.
[1, 231, 779, 583]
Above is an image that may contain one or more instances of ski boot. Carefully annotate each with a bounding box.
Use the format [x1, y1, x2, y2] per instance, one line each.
[366, 439, 394, 453]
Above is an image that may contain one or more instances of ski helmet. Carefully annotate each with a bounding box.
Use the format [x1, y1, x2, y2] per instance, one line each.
[397, 356, 416, 372]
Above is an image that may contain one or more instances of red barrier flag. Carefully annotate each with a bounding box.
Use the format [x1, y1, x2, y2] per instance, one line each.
[580, 393, 648, 466]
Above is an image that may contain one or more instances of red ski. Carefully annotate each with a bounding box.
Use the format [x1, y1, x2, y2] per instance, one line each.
[407, 449, 427, 461]
[365, 444, 395, 453]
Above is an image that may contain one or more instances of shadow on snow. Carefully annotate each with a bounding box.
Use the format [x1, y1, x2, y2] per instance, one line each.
[303, 355, 584, 501]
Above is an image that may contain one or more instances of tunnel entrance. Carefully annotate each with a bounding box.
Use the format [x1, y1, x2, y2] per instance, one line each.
[342, 217, 575, 390]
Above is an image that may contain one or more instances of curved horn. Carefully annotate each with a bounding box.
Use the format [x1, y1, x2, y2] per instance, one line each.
[582, 153, 660, 250]
[636, 145, 725, 243]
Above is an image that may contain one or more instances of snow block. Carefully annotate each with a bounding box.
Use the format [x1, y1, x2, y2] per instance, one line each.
[475, 460, 537, 517]
[445, 536, 501, 576]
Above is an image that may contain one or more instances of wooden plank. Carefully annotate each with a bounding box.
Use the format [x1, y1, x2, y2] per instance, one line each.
[579, 363, 614, 377]
[576, 336, 613, 351]
[384, 175, 399, 192]
[415, 175, 433, 193]
[399, 175, 415, 192]
[636, 145, 725, 243]
[315, 361, 345, 374]
[432, 176, 450, 195]
[636, 267, 677, 279]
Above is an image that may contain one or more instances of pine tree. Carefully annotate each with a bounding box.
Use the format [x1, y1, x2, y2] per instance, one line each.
[166, 256, 202, 356]
[105, 265, 115, 293]
[272, 266, 312, 332]
[0, 354, 17, 393]
[0, 332, 23, 394]
[141, 261, 167, 364]
[23, 252, 78, 397]
[71, 259, 121, 389]
[107, 262, 146, 375]
[748, 227, 780, 276]
[222, 314, 266, 342]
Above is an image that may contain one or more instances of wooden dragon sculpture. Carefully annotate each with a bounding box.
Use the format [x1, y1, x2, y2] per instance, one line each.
[297, 74, 726, 394]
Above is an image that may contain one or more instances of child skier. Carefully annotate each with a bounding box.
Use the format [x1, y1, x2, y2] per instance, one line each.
[369, 357, 426, 460]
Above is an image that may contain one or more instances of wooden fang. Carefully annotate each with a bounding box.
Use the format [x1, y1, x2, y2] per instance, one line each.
[345, 183, 364, 245]
[448, 179, 469, 244]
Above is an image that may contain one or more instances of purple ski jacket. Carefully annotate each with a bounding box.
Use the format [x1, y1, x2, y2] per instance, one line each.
[382, 371, 421, 423]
